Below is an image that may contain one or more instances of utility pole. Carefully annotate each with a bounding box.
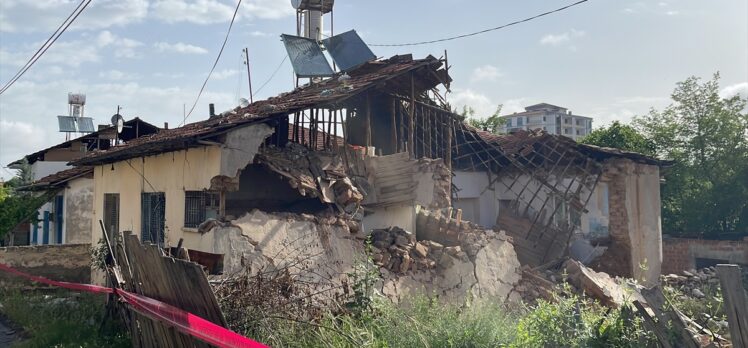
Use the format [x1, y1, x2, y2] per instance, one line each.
[242, 47, 253, 103]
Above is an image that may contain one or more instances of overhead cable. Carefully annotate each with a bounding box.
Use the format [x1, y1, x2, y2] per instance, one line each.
[181, 0, 243, 126]
[369, 0, 590, 47]
[253, 56, 288, 97]
[0, 0, 92, 95]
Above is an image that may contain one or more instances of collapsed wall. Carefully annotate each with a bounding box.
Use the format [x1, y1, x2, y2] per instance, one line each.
[203, 208, 522, 306]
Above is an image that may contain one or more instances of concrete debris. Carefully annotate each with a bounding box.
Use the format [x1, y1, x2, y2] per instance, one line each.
[372, 217, 522, 305]
[255, 143, 364, 208]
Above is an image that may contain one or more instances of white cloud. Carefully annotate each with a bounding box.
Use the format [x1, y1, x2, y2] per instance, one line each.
[720, 82, 748, 99]
[151, 0, 293, 25]
[470, 65, 503, 83]
[0, 119, 49, 169]
[502, 98, 532, 114]
[154, 42, 209, 54]
[623, 2, 681, 16]
[449, 89, 499, 118]
[0, 77, 238, 173]
[540, 29, 585, 47]
[0, 0, 148, 33]
[250, 30, 272, 37]
[98, 69, 139, 80]
[96, 31, 143, 58]
[211, 69, 240, 80]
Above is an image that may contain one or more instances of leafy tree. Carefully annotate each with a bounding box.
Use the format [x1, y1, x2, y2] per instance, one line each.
[0, 160, 47, 240]
[463, 105, 504, 132]
[581, 121, 656, 156]
[634, 73, 748, 238]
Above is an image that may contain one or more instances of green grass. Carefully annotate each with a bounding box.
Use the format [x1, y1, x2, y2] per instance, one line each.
[0, 290, 129, 348]
[235, 291, 654, 348]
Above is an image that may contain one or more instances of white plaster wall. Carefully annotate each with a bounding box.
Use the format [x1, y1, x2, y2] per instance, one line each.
[625, 163, 662, 286]
[64, 177, 93, 244]
[452, 171, 498, 227]
[363, 204, 416, 233]
[30, 161, 70, 180]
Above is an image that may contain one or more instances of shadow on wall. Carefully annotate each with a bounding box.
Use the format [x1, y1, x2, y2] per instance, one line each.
[225, 164, 328, 218]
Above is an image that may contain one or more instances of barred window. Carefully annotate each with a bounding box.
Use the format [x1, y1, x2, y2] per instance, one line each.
[184, 191, 220, 228]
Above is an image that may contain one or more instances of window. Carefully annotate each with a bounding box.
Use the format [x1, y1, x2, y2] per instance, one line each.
[141, 192, 165, 245]
[184, 191, 220, 228]
[576, 129, 580, 135]
[517, 117, 524, 126]
[576, 119, 582, 126]
[103, 193, 120, 243]
[564, 118, 571, 124]
[542, 116, 546, 122]
[505, 118, 512, 127]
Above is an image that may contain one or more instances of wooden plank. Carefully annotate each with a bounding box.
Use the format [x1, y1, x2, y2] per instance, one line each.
[717, 264, 748, 348]
[633, 300, 674, 348]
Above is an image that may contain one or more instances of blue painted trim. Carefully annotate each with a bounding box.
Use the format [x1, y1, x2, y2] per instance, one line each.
[55, 195, 64, 244]
[42, 211, 50, 245]
[32, 214, 38, 244]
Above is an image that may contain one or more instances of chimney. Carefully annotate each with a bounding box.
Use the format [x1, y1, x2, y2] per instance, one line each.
[209, 103, 215, 117]
[163, 122, 169, 129]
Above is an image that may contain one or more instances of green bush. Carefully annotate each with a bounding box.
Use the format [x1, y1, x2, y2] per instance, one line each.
[513, 291, 655, 348]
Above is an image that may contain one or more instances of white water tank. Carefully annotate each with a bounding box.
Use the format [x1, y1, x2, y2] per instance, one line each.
[291, 0, 334, 13]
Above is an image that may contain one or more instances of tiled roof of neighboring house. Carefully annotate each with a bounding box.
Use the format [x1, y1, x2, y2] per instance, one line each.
[72, 55, 447, 166]
[8, 117, 160, 167]
[473, 128, 671, 166]
[21, 166, 93, 191]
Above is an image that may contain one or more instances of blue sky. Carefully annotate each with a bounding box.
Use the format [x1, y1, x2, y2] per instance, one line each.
[1, 0, 746, 180]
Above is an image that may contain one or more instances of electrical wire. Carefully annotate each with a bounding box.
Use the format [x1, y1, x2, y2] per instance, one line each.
[0, 0, 92, 95]
[369, 0, 590, 47]
[180, 0, 243, 126]
[253, 56, 288, 97]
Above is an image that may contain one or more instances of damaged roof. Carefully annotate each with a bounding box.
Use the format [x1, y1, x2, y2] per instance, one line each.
[72, 55, 448, 166]
[474, 128, 670, 166]
[20, 166, 93, 191]
[8, 117, 160, 167]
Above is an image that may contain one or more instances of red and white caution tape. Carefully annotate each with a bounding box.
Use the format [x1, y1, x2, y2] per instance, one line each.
[0, 262, 267, 348]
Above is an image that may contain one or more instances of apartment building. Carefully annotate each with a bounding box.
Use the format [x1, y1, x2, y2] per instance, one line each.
[497, 103, 593, 141]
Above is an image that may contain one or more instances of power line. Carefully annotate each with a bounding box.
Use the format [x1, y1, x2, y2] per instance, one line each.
[180, 0, 243, 126]
[369, 0, 590, 47]
[253, 56, 288, 97]
[0, 0, 91, 95]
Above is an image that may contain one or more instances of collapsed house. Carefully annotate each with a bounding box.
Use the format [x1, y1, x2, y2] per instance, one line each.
[69, 54, 668, 302]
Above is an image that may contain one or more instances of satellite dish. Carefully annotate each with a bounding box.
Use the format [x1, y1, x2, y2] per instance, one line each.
[239, 98, 250, 108]
[111, 113, 125, 133]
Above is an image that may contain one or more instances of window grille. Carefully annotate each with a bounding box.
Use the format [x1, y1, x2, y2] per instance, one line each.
[141, 192, 165, 245]
[184, 191, 220, 228]
[103, 193, 120, 243]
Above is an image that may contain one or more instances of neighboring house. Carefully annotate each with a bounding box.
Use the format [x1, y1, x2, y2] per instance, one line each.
[22, 166, 94, 245]
[497, 103, 593, 141]
[65, 54, 667, 287]
[10, 118, 159, 245]
[452, 131, 671, 285]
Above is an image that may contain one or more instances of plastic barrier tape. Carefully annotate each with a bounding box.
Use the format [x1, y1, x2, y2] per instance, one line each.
[0, 262, 267, 348]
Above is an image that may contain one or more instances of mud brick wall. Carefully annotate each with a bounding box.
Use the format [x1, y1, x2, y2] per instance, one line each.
[0, 244, 91, 287]
[662, 237, 748, 274]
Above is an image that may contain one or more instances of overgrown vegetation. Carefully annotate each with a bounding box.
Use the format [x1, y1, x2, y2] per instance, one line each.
[0, 159, 50, 242]
[0, 290, 129, 347]
[581, 74, 748, 238]
[215, 257, 655, 348]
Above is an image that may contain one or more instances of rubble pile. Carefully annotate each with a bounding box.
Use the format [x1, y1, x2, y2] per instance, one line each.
[662, 267, 722, 299]
[369, 226, 447, 274]
[369, 220, 522, 304]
